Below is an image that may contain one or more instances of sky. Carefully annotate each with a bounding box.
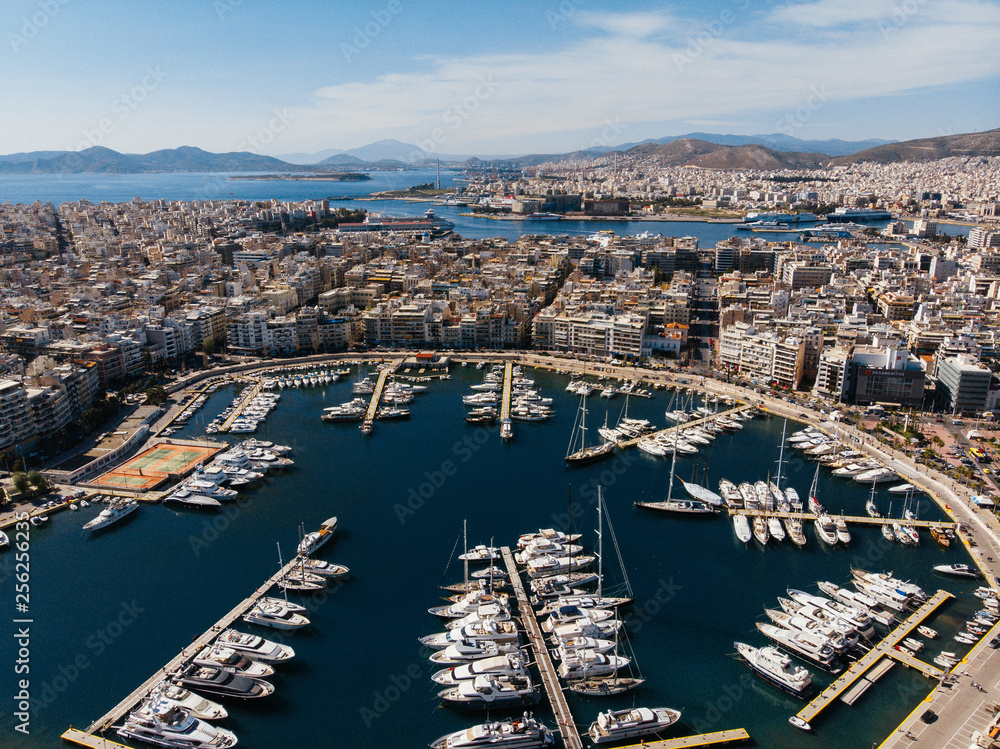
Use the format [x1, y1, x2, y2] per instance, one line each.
[1, 0, 998, 158]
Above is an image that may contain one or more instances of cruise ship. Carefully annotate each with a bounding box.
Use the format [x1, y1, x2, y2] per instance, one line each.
[337, 209, 454, 236]
[825, 207, 892, 222]
[740, 211, 819, 226]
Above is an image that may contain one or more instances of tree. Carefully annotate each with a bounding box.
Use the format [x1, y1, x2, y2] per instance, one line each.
[203, 336, 216, 356]
[26, 470, 48, 492]
[145, 385, 167, 406]
[12, 472, 29, 496]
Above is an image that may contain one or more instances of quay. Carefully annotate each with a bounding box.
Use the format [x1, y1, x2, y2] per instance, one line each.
[500, 546, 583, 749]
[362, 357, 404, 431]
[216, 378, 262, 433]
[500, 361, 513, 440]
[792, 589, 953, 730]
[730, 508, 957, 531]
[63, 554, 302, 745]
[617, 404, 755, 449]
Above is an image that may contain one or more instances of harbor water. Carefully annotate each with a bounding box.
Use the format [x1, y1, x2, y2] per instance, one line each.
[4, 366, 988, 748]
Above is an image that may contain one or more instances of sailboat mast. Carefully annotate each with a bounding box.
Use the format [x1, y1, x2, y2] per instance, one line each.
[463, 519, 469, 589]
[277, 542, 288, 604]
[667, 440, 677, 502]
[597, 487, 603, 599]
[775, 419, 787, 489]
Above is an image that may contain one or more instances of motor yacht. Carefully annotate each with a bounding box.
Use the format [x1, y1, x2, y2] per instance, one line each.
[214, 630, 295, 663]
[117, 699, 237, 748]
[438, 674, 540, 710]
[171, 663, 274, 699]
[588, 707, 682, 744]
[735, 642, 813, 698]
[430, 714, 554, 749]
[242, 599, 310, 630]
[191, 646, 274, 678]
[297, 516, 338, 556]
[82, 498, 139, 531]
[148, 681, 227, 721]
[431, 653, 529, 686]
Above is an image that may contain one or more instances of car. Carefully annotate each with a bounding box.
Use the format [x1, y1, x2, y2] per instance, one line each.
[989, 634, 1000, 649]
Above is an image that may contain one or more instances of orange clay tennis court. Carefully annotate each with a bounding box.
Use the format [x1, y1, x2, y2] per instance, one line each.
[93, 442, 221, 491]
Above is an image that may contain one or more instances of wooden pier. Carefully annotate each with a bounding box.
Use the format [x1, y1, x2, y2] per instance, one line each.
[217, 379, 262, 433]
[500, 547, 583, 749]
[362, 358, 405, 430]
[617, 404, 755, 449]
[499, 362, 514, 440]
[72, 555, 302, 741]
[729, 508, 957, 531]
[792, 590, 953, 730]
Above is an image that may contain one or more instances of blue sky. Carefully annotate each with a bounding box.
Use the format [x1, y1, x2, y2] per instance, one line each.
[2, 0, 998, 157]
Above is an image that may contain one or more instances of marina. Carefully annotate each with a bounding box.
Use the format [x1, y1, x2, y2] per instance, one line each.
[7, 362, 996, 749]
[729, 508, 958, 531]
[62, 550, 304, 747]
[500, 546, 583, 749]
[362, 359, 404, 433]
[792, 590, 954, 730]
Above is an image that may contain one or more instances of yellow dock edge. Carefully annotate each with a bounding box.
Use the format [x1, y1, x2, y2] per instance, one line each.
[618, 727, 751, 748]
[62, 727, 134, 748]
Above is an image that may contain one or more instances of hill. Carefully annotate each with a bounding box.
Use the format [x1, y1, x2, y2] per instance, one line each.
[832, 128, 1000, 164]
[0, 146, 316, 174]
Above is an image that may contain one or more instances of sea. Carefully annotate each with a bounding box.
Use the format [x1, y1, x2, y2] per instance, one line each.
[3, 365, 988, 749]
[0, 170, 972, 244]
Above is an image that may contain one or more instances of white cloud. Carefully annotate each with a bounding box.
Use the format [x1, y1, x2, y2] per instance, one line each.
[574, 10, 683, 38]
[286, 5, 1000, 153]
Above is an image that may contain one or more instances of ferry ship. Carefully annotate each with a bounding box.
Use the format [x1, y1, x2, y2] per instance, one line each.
[337, 208, 454, 236]
[825, 207, 892, 222]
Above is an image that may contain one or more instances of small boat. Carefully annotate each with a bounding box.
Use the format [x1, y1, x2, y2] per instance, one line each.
[954, 633, 976, 644]
[933, 564, 981, 579]
[752, 516, 769, 545]
[917, 625, 938, 639]
[733, 514, 752, 543]
[767, 516, 786, 543]
[814, 515, 838, 545]
[833, 515, 851, 545]
[929, 527, 951, 547]
[588, 707, 682, 744]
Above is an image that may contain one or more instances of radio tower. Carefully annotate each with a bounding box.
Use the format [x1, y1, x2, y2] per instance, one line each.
[436, 159, 441, 190]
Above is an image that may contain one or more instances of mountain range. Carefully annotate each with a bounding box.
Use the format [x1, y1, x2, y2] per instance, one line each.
[1, 128, 996, 174]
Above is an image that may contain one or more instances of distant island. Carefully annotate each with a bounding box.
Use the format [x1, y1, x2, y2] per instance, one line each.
[231, 173, 372, 182]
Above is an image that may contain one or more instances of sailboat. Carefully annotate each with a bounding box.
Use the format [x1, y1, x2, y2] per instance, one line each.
[865, 482, 881, 518]
[895, 490, 920, 545]
[807, 463, 824, 515]
[679, 461, 723, 507]
[566, 394, 616, 464]
[635, 441, 717, 515]
[569, 488, 644, 696]
[881, 501, 895, 542]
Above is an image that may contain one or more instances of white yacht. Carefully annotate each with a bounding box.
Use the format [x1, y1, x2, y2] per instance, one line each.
[82, 498, 139, 531]
[588, 707, 682, 744]
[557, 650, 630, 680]
[430, 714, 554, 749]
[732, 514, 752, 544]
[191, 646, 274, 678]
[420, 620, 521, 650]
[438, 674, 540, 709]
[117, 699, 237, 748]
[242, 599, 310, 630]
[429, 640, 522, 666]
[525, 554, 595, 579]
[164, 489, 222, 509]
[735, 642, 813, 698]
[431, 653, 529, 686]
[755, 623, 843, 672]
[214, 630, 295, 663]
[148, 682, 227, 721]
[297, 516, 338, 556]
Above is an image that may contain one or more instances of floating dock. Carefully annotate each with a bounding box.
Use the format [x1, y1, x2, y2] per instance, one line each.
[792, 589, 953, 730]
[617, 728, 751, 748]
[66, 555, 302, 744]
[730, 509, 957, 531]
[617, 404, 754, 448]
[362, 358, 405, 432]
[217, 379, 263, 433]
[500, 362, 513, 440]
[500, 546, 582, 749]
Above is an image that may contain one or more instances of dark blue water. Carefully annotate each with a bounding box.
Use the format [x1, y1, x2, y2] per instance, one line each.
[3, 366, 985, 748]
